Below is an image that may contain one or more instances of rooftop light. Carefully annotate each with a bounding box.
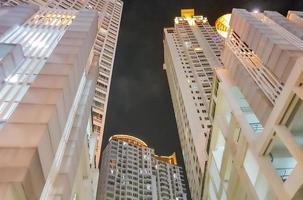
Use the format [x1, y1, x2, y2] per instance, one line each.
[215, 13, 231, 38]
[252, 9, 260, 13]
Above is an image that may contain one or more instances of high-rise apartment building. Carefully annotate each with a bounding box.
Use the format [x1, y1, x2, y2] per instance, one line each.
[2, 0, 123, 168]
[163, 9, 224, 200]
[206, 9, 303, 200]
[98, 134, 188, 200]
[0, 4, 100, 199]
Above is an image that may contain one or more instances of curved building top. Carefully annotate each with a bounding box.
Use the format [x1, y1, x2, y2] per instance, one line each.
[109, 134, 148, 147]
[215, 13, 231, 38]
[109, 134, 178, 165]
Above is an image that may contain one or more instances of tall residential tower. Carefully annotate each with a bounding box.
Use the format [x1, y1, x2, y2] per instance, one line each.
[206, 9, 303, 200]
[98, 134, 188, 200]
[2, 0, 123, 168]
[163, 9, 223, 200]
[0, 4, 99, 199]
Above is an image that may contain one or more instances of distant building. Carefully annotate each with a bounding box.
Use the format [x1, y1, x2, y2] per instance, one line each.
[0, 4, 100, 199]
[2, 0, 124, 169]
[163, 9, 224, 200]
[98, 134, 188, 200]
[206, 9, 303, 200]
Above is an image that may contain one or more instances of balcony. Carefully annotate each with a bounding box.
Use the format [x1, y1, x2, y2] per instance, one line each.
[227, 31, 283, 104]
[231, 87, 264, 134]
[266, 135, 297, 182]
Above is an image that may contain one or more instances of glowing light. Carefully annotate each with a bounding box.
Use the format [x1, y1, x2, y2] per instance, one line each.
[184, 41, 192, 48]
[153, 152, 177, 165]
[202, 17, 208, 23]
[178, 9, 196, 26]
[32, 12, 75, 26]
[187, 18, 195, 26]
[215, 13, 231, 38]
[253, 9, 260, 13]
[181, 9, 195, 18]
[109, 134, 148, 147]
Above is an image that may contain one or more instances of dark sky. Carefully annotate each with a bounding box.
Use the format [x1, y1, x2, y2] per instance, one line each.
[102, 0, 303, 198]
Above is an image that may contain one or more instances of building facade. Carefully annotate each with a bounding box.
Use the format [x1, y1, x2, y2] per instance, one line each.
[98, 134, 188, 200]
[163, 9, 224, 200]
[2, 0, 123, 168]
[0, 4, 101, 199]
[206, 9, 303, 200]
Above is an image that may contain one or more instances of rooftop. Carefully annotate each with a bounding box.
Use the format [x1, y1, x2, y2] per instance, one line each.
[109, 134, 178, 165]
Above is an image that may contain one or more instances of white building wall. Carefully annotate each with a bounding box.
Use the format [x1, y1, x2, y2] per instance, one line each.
[206, 9, 303, 200]
[163, 14, 223, 200]
[1, 0, 124, 169]
[98, 136, 188, 200]
[0, 5, 99, 199]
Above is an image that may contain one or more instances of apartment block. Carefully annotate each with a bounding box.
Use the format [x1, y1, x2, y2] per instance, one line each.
[163, 9, 224, 200]
[98, 134, 188, 200]
[206, 9, 303, 200]
[2, 0, 123, 168]
[0, 4, 100, 199]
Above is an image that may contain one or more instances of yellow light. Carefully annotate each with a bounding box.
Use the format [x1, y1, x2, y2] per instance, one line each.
[181, 9, 195, 18]
[215, 13, 231, 38]
[153, 153, 178, 165]
[109, 134, 148, 147]
[32, 13, 75, 26]
[109, 134, 179, 165]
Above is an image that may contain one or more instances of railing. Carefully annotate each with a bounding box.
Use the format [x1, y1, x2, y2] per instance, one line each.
[240, 106, 252, 113]
[275, 167, 293, 182]
[249, 122, 264, 133]
[227, 31, 283, 104]
[240, 107, 264, 133]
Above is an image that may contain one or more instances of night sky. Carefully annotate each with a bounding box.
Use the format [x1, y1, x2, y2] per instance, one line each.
[102, 0, 303, 198]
